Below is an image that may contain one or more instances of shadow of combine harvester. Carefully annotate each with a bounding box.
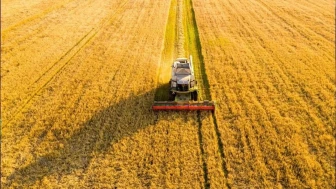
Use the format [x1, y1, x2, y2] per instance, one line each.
[6, 86, 159, 187]
[5, 83, 212, 187]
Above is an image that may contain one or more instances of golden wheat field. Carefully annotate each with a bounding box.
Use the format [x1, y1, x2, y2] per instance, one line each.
[1, 0, 335, 188]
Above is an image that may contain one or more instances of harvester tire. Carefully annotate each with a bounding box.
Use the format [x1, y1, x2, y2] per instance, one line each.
[169, 91, 176, 101]
[192, 91, 198, 101]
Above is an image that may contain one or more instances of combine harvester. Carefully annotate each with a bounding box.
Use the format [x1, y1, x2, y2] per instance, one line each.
[152, 56, 215, 111]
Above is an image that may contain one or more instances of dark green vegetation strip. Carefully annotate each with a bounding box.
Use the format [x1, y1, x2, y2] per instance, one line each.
[184, 0, 231, 188]
[154, 0, 177, 101]
[183, 0, 210, 100]
[183, 0, 211, 187]
[153, 0, 230, 187]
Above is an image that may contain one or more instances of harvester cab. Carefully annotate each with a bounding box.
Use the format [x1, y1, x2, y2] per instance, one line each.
[152, 56, 215, 111]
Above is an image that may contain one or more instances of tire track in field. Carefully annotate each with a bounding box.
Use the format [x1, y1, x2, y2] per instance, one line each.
[2, 0, 108, 122]
[4, 1, 135, 185]
[154, 0, 213, 187]
[179, 0, 212, 187]
[30, 0, 129, 88]
[4, 28, 97, 127]
[184, 0, 230, 188]
[182, 0, 211, 187]
[155, 0, 230, 186]
[3, 26, 97, 186]
[196, 111, 210, 189]
[4, 0, 131, 127]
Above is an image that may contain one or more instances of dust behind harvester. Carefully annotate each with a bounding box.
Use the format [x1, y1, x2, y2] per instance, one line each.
[153, 56, 215, 111]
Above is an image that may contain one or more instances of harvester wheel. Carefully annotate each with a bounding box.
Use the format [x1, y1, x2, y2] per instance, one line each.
[169, 91, 176, 101]
[192, 91, 198, 101]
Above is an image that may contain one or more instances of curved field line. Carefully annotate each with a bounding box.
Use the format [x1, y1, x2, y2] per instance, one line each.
[31, 0, 130, 86]
[4, 2, 136, 184]
[4, 0, 131, 128]
[30, 29, 95, 86]
[4, 29, 98, 127]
